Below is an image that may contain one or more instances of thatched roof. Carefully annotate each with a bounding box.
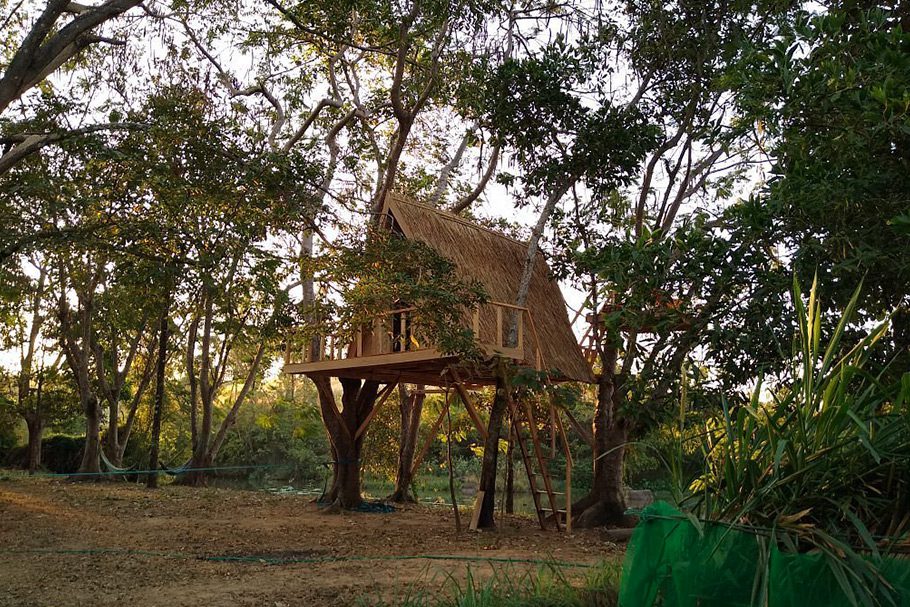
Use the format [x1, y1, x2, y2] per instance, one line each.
[383, 193, 595, 384]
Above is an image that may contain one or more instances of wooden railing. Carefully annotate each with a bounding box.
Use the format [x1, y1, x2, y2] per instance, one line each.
[284, 301, 546, 370]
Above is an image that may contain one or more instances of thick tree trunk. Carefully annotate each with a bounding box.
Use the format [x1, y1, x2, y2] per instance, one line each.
[24, 412, 43, 474]
[389, 384, 425, 503]
[312, 375, 381, 510]
[180, 295, 214, 488]
[77, 394, 102, 476]
[105, 399, 120, 467]
[179, 453, 213, 487]
[573, 346, 632, 527]
[324, 439, 362, 507]
[475, 375, 509, 529]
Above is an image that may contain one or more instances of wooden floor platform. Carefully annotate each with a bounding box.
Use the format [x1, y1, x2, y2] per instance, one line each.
[282, 349, 505, 385]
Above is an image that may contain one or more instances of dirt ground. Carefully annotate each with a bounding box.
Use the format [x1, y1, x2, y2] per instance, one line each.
[0, 477, 620, 606]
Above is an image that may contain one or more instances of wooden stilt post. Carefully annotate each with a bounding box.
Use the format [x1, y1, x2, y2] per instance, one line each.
[354, 381, 399, 439]
[454, 383, 488, 441]
[555, 409, 573, 533]
[408, 400, 450, 479]
[469, 491, 485, 531]
[550, 403, 557, 457]
[444, 388, 461, 533]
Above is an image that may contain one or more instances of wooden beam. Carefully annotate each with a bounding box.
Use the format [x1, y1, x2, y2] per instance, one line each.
[549, 403, 557, 458]
[516, 311, 523, 352]
[454, 383, 488, 441]
[408, 398, 450, 478]
[555, 410, 574, 533]
[562, 407, 594, 449]
[283, 348, 448, 375]
[354, 381, 398, 439]
[469, 490, 485, 531]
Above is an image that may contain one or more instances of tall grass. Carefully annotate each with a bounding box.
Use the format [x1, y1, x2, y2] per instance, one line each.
[368, 560, 620, 607]
[677, 277, 910, 606]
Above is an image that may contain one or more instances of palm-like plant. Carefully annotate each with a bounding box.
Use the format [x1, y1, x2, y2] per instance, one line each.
[679, 277, 910, 606]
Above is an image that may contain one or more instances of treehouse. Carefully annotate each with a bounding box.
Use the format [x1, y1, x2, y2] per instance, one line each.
[283, 193, 595, 387]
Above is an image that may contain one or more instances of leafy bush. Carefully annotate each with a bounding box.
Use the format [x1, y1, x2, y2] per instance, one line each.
[676, 279, 910, 605]
[2, 434, 84, 473]
[217, 393, 329, 485]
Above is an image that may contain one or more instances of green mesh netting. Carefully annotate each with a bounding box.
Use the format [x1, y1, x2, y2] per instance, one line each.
[618, 502, 910, 607]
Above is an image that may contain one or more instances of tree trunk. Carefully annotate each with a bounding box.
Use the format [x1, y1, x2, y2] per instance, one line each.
[105, 396, 120, 467]
[573, 345, 632, 527]
[475, 375, 509, 529]
[77, 394, 102, 476]
[24, 412, 44, 474]
[389, 384, 425, 502]
[312, 375, 381, 509]
[147, 302, 169, 489]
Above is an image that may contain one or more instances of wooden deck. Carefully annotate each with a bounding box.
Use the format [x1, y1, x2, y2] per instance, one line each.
[282, 301, 540, 385]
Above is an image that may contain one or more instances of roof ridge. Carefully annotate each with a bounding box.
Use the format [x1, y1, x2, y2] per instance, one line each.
[389, 193, 529, 248]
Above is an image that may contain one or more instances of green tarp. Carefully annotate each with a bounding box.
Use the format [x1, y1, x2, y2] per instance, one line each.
[619, 502, 910, 607]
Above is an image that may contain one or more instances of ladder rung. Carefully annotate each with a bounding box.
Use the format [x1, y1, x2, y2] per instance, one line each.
[534, 490, 565, 495]
[541, 508, 567, 514]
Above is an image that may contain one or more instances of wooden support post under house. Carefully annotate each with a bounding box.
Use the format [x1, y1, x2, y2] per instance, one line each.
[495, 306, 503, 347]
[408, 397, 451, 479]
[469, 490, 485, 531]
[354, 381, 399, 439]
[550, 403, 557, 458]
[454, 383, 488, 441]
[562, 407, 594, 449]
[554, 408, 574, 533]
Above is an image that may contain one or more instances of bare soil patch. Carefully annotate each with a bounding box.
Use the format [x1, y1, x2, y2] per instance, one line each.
[0, 477, 619, 606]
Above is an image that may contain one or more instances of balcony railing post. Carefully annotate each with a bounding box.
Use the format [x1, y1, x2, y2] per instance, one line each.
[516, 312, 524, 353]
[495, 305, 503, 347]
[372, 317, 381, 355]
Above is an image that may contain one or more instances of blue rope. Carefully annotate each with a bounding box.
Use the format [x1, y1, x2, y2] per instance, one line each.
[0, 546, 596, 569]
[11, 463, 285, 478]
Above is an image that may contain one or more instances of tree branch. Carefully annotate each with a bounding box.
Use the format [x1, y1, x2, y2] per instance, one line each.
[0, 0, 142, 114]
[0, 122, 146, 175]
[451, 144, 500, 214]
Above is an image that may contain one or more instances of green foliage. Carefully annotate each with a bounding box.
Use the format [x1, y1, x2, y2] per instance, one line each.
[1, 434, 84, 473]
[313, 228, 487, 358]
[478, 35, 659, 198]
[0, 393, 17, 452]
[675, 279, 910, 606]
[216, 379, 329, 484]
[734, 5, 910, 370]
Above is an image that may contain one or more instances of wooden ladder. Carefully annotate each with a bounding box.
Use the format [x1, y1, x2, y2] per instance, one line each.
[508, 394, 563, 531]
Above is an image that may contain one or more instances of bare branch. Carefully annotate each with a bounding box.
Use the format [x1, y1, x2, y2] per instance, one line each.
[451, 144, 500, 214]
[282, 97, 344, 152]
[429, 128, 471, 206]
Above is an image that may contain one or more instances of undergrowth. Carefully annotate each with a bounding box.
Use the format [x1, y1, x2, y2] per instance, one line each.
[366, 560, 620, 607]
